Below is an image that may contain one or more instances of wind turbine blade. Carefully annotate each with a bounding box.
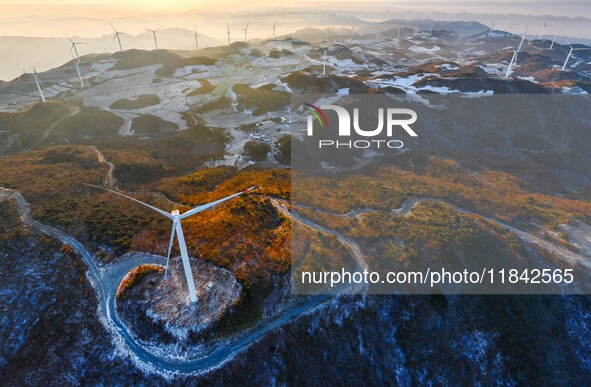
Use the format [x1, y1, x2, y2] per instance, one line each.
[163, 221, 176, 287]
[180, 186, 258, 219]
[85, 184, 174, 220]
[112, 34, 117, 43]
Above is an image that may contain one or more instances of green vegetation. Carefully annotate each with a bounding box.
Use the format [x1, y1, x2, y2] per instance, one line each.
[186, 79, 215, 96]
[117, 264, 163, 299]
[282, 71, 369, 94]
[51, 107, 123, 139]
[193, 96, 232, 113]
[110, 50, 215, 76]
[99, 124, 229, 185]
[243, 140, 270, 161]
[274, 135, 291, 165]
[131, 114, 179, 135]
[110, 94, 161, 110]
[231, 84, 290, 116]
[0, 100, 73, 149]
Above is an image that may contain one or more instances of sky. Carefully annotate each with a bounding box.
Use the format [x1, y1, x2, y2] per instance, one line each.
[2, 1, 590, 21]
[1, 1, 589, 81]
[1, 1, 588, 39]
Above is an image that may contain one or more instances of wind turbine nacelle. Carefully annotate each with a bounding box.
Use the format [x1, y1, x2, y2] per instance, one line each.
[171, 210, 180, 216]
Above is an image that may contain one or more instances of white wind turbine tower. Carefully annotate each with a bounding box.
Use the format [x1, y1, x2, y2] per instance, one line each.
[194, 26, 199, 49]
[242, 23, 249, 41]
[514, 25, 528, 65]
[505, 50, 517, 77]
[539, 22, 547, 39]
[110, 24, 124, 51]
[395, 27, 401, 46]
[487, 21, 495, 38]
[550, 26, 564, 49]
[28, 67, 46, 102]
[506, 24, 516, 38]
[561, 40, 591, 71]
[376, 27, 380, 41]
[227, 24, 231, 45]
[322, 49, 327, 75]
[146, 28, 160, 49]
[72, 56, 84, 88]
[350, 25, 357, 42]
[272, 21, 277, 38]
[325, 27, 331, 42]
[65, 35, 84, 62]
[88, 184, 259, 303]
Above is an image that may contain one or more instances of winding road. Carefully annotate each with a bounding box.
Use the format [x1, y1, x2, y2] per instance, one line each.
[0, 186, 359, 375]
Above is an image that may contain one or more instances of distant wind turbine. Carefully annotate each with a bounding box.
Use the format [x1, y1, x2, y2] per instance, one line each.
[146, 28, 160, 49]
[110, 24, 124, 51]
[87, 184, 259, 303]
[550, 26, 564, 49]
[539, 22, 547, 39]
[242, 22, 249, 41]
[488, 21, 495, 38]
[396, 27, 401, 46]
[227, 24, 231, 45]
[194, 26, 199, 49]
[514, 25, 528, 65]
[350, 25, 357, 41]
[507, 24, 516, 38]
[272, 21, 276, 38]
[376, 27, 380, 41]
[65, 35, 84, 62]
[562, 40, 591, 71]
[322, 49, 327, 75]
[29, 67, 46, 102]
[326, 27, 331, 42]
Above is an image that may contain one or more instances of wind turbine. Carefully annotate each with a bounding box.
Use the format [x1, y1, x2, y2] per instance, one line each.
[146, 28, 160, 49]
[29, 67, 46, 102]
[322, 49, 327, 75]
[561, 40, 591, 71]
[272, 21, 276, 38]
[242, 23, 249, 41]
[72, 56, 84, 88]
[325, 27, 331, 42]
[350, 25, 357, 42]
[376, 27, 380, 41]
[505, 50, 517, 77]
[87, 184, 259, 303]
[488, 21, 495, 38]
[550, 26, 564, 49]
[110, 24, 124, 51]
[514, 25, 528, 65]
[507, 24, 516, 38]
[194, 26, 199, 49]
[227, 24, 231, 45]
[395, 27, 401, 46]
[539, 22, 547, 39]
[65, 35, 84, 62]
